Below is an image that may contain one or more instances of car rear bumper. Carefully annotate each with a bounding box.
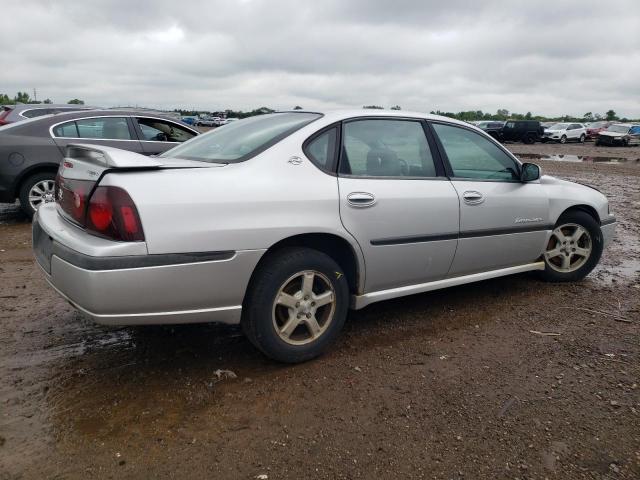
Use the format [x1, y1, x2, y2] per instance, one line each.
[33, 206, 264, 326]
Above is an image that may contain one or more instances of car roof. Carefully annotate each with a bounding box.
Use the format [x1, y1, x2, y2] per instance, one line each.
[281, 109, 476, 128]
[7, 104, 95, 112]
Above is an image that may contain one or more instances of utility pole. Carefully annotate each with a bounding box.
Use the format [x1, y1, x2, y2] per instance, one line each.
[33, 88, 37, 102]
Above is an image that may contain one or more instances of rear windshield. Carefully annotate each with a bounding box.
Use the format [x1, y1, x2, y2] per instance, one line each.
[161, 112, 322, 163]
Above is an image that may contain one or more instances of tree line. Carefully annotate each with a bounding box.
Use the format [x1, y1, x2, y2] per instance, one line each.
[175, 105, 638, 123]
[3, 92, 636, 123]
[0, 91, 84, 105]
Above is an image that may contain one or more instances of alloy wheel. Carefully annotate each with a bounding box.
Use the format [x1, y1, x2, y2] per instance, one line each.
[28, 179, 56, 211]
[544, 223, 592, 273]
[272, 270, 336, 346]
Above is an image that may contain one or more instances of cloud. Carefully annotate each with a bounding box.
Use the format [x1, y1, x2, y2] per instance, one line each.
[1, 0, 638, 117]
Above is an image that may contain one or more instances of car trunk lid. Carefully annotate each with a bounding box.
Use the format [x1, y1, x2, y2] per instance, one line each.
[55, 143, 219, 231]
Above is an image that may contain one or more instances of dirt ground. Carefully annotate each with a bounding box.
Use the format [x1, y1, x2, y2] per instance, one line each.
[1, 143, 639, 479]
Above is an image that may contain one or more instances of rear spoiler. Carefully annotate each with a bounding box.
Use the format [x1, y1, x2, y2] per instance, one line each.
[66, 144, 163, 169]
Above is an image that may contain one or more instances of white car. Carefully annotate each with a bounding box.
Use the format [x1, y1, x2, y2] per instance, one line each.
[542, 123, 587, 144]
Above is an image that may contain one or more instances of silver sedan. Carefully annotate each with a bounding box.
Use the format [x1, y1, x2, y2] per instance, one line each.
[33, 110, 616, 362]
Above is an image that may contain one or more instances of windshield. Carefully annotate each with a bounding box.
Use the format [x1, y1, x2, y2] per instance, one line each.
[588, 121, 608, 129]
[606, 124, 630, 134]
[161, 112, 322, 163]
[549, 123, 569, 130]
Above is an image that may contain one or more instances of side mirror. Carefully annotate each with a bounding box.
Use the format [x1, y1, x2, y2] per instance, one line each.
[521, 162, 541, 182]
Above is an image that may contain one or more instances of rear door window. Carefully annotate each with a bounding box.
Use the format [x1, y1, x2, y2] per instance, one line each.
[75, 117, 132, 139]
[340, 119, 437, 177]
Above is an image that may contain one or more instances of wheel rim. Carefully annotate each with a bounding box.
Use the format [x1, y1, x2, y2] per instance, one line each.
[560, 136, 566, 144]
[544, 223, 592, 273]
[272, 270, 336, 346]
[28, 179, 56, 211]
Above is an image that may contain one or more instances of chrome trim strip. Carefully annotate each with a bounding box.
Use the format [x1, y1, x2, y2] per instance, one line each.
[351, 261, 546, 309]
[371, 225, 552, 246]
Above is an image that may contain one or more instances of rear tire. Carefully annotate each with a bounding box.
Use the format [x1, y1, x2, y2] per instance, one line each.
[242, 247, 349, 363]
[18, 172, 56, 219]
[539, 210, 603, 282]
[579, 134, 586, 143]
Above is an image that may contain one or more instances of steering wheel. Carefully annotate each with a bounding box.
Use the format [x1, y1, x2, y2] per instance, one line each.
[398, 158, 408, 175]
[154, 132, 169, 142]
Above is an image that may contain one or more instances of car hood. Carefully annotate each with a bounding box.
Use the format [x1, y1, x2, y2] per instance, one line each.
[599, 131, 626, 138]
[544, 129, 565, 133]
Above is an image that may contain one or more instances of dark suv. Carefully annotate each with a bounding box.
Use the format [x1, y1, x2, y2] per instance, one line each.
[500, 120, 544, 144]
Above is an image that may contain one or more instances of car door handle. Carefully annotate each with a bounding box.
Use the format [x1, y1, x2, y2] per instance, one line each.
[347, 192, 376, 207]
[462, 190, 485, 205]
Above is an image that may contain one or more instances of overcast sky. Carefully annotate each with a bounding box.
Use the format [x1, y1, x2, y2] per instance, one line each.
[2, 0, 639, 117]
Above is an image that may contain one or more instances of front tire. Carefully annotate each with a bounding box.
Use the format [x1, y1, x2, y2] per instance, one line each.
[540, 210, 603, 282]
[560, 135, 567, 144]
[242, 247, 349, 363]
[18, 172, 56, 219]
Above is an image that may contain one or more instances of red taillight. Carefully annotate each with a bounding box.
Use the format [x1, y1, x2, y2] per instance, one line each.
[56, 176, 94, 225]
[0, 108, 11, 125]
[86, 186, 144, 241]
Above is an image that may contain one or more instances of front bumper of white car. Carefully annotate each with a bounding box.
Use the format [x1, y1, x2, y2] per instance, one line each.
[33, 204, 263, 326]
[600, 216, 616, 247]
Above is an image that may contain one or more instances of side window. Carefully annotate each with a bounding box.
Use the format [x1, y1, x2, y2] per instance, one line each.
[136, 118, 195, 142]
[52, 121, 79, 138]
[75, 117, 132, 140]
[340, 119, 436, 178]
[23, 109, 52, 118]
[305, 127, 337, 171]
[432, 123, 520, 181]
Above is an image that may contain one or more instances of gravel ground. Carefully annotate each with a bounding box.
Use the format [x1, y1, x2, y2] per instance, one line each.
[0, 143, 639, 479]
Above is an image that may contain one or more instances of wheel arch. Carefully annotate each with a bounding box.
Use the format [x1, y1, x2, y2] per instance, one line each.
[246, 232, 365, 298]
[557, 204, 601, 224]
[13, 163, 59, 199]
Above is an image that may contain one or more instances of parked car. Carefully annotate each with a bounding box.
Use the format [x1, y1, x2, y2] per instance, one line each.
[0, 104, 94, 126]
[0, 110, 199, 217]
[181, 116, 199, 125]
[32, 110, 616, 363]
[542, 123, 587, 144]
[219, 117, 239, 126]
[196, 117, 222, 127]
[595, 124, 640, 147]
[585, 121, 612, 139]
[501, 120, 544, 143]
[475, 121, 504, 140]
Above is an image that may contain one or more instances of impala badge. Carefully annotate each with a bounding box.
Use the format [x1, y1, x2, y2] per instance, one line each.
[288, 156, 302, 166]
[515, 217, 543, 224]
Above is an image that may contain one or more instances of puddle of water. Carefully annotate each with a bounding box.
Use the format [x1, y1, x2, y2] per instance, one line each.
[517, 153, 640, 165]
